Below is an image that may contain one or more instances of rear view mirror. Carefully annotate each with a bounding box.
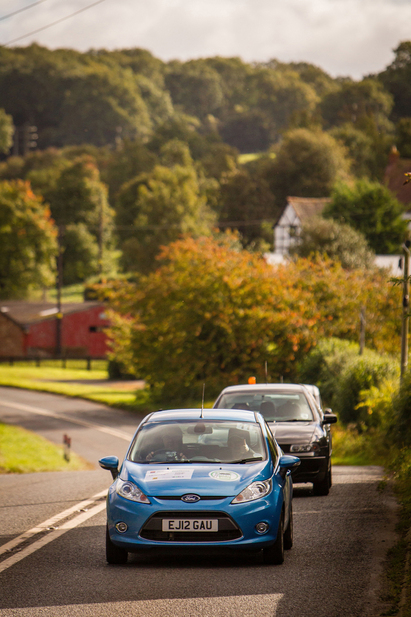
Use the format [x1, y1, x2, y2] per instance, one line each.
[99, 455, 119, 480]
[322, 413, 337, 425]
[278, 455, 300, 477]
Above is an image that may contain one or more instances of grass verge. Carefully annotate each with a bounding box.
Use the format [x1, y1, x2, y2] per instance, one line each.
[0, 361, 146, 410]
[0, 422, 92, 473]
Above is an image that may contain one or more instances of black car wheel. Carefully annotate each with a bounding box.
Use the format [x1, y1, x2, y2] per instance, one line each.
[313, 464, 331, 496]
[106, 525, 128, 564]
[263, 513, 284, 565]
[283, 503, 293, 550]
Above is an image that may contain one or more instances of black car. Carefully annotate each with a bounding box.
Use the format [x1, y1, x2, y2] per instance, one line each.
[213, 383, 337, 495]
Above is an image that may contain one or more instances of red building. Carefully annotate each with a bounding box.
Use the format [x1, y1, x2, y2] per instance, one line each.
[0, 301, 109, 358]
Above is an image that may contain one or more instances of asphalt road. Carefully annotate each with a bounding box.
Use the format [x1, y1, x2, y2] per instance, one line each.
[0, 387, 398, 617]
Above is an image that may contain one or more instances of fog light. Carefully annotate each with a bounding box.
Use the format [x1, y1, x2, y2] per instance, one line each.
[255, 522, 269, 534]
[115, 522, 128, 533]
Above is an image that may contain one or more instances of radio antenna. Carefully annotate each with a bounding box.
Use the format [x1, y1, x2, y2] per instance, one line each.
[200, 383, 205, 418]
[265, 361, 268, 383]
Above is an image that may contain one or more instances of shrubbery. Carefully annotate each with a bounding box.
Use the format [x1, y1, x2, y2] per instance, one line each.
[298, 337, 398, 428]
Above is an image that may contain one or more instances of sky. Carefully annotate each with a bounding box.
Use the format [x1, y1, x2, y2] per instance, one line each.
[1, 0, 411, 79]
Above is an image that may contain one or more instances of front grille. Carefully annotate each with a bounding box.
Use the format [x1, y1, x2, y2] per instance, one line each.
[140, 511, 242, 542]
[154, 496, 226, 501]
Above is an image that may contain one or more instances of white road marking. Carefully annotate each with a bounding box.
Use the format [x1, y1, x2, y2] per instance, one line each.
[0, 489, 107, 557]
[0, 400, 133, 441]
[0, 594, 284, 616]
[0, 502, 106, 574]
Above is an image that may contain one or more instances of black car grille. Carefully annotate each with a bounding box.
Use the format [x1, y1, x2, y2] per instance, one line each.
[140, 511, 242, 542]
[154, 496, 226, 501]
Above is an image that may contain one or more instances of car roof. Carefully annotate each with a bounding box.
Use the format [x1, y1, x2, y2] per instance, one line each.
[145, 408, 260, 424]
[304, 384, 320, 395]
[217, 383, 308, 395]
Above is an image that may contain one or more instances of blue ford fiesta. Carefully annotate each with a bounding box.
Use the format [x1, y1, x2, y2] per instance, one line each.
[99, 408, 300, 565]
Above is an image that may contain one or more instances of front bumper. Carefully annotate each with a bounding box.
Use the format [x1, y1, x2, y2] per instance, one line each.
[288, 454, 329, 484]
[106, 485, 284, 553]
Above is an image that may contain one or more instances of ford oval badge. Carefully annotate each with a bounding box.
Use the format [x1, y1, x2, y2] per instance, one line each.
[181, 494, 200, 503]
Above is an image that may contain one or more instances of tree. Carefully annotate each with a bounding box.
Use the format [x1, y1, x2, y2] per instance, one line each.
[378, 41, 411, 120]
[116, 153, 216, 273]
[324, 179, 408, 254]
[290, 216, 375, 270]
[104, 234, 321, 400]
[29, 155, 116, 284]
[319, 78, 394, 133]
[267, 128, 350, 206]
[103, 236, 400, 401]
[219, 166, 278, 250]
[0, 180, 57, 298]
[330, 124, 377, 179]
[165, 61, 225, 120]
[395, 118, 411, 158]
[0, 108, 13, 154]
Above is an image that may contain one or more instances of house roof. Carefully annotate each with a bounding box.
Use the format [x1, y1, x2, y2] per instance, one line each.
[0, 301, 104, 326]
[286, 196, 331, 222]
[383, 149, 411, 208]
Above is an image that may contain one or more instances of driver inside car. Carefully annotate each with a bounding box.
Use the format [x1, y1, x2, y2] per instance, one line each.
[146, 426, 189, 461]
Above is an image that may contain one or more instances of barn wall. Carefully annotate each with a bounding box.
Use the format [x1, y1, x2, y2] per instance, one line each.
[26, 306, 109, 357]
[0, 314, 24, 356]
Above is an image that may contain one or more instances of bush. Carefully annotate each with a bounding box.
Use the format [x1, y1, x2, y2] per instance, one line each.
[333, 352, 397, 427]
[297, 337, 360, 407]
[390, 369, 411, 445]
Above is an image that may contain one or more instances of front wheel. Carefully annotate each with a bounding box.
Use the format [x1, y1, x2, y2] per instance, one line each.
[313, 464, 331, 496]
[263, 514, 284, 565]
[106, 525, 128, 564]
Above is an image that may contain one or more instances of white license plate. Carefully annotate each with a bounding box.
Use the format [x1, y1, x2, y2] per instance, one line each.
[162, 519, 218, 532]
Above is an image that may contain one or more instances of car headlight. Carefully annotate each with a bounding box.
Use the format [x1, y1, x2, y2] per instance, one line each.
[290, 442, 320, 453]
[231, 480, 272, 504]
[116, 479, 151, 503]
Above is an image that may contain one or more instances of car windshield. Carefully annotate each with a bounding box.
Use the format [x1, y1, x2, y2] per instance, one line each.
[128, 420, 267, 464]
[216, 391, 314, 422]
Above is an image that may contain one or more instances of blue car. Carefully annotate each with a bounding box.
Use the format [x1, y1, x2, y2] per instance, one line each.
[99, 408, 300, 565]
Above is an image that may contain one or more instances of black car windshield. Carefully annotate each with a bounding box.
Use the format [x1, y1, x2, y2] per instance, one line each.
[128, 420, 267, 464]
[216, 391, 314, 422]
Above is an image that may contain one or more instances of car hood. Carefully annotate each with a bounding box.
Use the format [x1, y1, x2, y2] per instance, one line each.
[121, 460, 271, 497]
[269, 422, 318, 444]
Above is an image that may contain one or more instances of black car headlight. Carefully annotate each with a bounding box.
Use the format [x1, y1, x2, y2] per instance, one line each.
[290, 442, 320, 453]
[231, 480, 272, 504]
[116, 479, 151, 504]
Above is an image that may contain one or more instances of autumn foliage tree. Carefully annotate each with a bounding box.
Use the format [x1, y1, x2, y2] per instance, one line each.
[103, 234, 400, 402]
[0, 180, 57, 298]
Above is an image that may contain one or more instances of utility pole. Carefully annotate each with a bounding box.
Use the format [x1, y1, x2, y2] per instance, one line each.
[400, 240, 410, 382]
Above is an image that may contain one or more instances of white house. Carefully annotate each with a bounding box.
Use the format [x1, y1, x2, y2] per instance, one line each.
[269, 195, 404, 276]
[273, 196, 331, 255]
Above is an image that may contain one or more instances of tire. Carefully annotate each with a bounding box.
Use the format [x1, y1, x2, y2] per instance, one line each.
[106, 525, 128, 564]
[313, 465, 331, 496]
[263, 513, 284, 565]
[283, 503, 293, 550]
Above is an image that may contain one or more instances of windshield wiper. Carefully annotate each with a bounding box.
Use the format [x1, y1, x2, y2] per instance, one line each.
[275, 419, 307, 422]
[230, 456, 263, 464]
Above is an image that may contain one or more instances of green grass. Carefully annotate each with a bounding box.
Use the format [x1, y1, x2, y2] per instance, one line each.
[0, 422, 92, 473]
[331, 425, 387, 466]
[0, 361, 144, 409]
[238, 152, 275, 164]
[29, 283, 85, 304]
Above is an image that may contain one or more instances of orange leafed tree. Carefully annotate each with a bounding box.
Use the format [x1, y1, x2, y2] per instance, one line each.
[103, 233, 400, 401]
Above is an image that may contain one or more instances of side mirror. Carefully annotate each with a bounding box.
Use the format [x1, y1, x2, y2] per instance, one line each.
[278, 454, 300, 478]
[99, 455, 119, 480]
[322, 413, 337, 425]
